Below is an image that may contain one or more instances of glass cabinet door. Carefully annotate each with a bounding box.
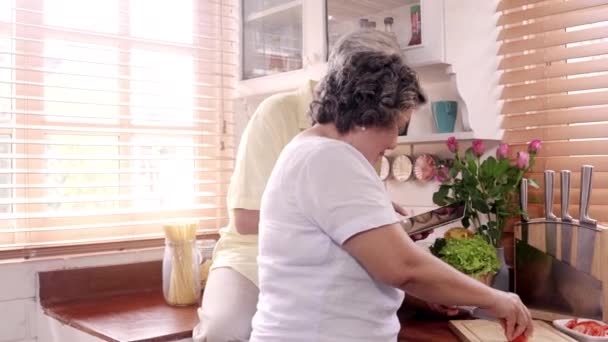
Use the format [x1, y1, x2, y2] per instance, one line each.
[326, 0, 422, 53]
[242, 0, 303, 80]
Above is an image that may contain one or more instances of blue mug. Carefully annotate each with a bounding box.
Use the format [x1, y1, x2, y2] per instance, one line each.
[432, 101, 458, 133]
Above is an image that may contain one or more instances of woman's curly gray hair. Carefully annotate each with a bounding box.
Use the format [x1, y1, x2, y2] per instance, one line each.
[310, 30, 426, 134]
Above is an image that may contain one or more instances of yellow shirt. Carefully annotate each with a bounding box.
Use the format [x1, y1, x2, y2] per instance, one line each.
[211, 80, 316, 286]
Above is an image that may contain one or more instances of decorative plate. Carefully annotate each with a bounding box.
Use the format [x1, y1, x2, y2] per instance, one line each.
[414, 154, 437, 182]
[379, 155, 390, 181]
[391, 155, 413, 182]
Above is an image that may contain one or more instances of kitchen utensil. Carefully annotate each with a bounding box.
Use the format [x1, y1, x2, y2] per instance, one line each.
[520, 178, 529, 222]
[577, 165, 598, 274]
[520, 178, 530, 244]
[544, 171, 558, 257]
[577, 225, 598, 274]
[579, 165, 597, 227]
[560, 170, 573, 222]
[449, 319, 576, 342]
[560, 170, 573, 264]
[514, 164, 608, 323]
[515, 238, 603, 321]
[391, 155, 412, 182]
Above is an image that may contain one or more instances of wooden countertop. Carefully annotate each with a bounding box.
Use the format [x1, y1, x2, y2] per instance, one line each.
[39, 260, 463, 341]
[43, 289, 462, 342]
[399, 319, 461, 341]
[43, 290, 198, 342]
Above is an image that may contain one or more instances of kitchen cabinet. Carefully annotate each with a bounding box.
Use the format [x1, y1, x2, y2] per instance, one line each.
[236, 0, 502, 145]
[238, 0, 327, 97]
[327, 0, 445, 67]
[238, 0, 445, 97]
[241, 0, 304, 80]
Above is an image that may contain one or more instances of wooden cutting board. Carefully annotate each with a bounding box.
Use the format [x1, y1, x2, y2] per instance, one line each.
[449, 319, 576, 342]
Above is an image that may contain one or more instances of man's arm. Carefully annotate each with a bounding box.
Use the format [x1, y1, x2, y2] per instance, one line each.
[227, 100, 284, 235]
[234, 208, 260, 235]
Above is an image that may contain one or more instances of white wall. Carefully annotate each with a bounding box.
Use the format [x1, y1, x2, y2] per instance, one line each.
[0, 248, 165, 342]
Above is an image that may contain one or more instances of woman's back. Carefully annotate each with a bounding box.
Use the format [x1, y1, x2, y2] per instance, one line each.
[251, 135, 404, 342]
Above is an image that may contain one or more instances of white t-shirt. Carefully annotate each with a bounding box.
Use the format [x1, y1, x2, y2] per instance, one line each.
[251, 135, 405, 342]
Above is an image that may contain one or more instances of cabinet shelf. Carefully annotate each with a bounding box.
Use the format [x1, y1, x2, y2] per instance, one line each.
[402, 43, 423, 51]
[397, 132, 500, 145]
[245, 0, 302, 23]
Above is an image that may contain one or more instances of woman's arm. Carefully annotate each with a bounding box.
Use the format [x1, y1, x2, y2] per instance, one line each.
[342, 224, 533, 340]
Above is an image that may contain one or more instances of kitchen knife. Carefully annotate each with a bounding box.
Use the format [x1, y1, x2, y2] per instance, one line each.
[560, 170, 573, 264]
[577, 165, 597, 274]
[519, 178, 529, 243]
[515, 238, 603, 321]
[544, 170, 557, 257]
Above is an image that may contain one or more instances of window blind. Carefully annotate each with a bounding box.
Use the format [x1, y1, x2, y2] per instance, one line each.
[498, 0, 608, 222]
[0, 0, 237, 259]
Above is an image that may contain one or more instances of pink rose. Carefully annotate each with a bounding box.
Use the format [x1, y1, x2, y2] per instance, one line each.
[435, 165, 450, 183]
[517, 151, 530, 169]
[446, 136, 458, 153]
[472, 139, 484, 157]
[496, 143, 509, 160]
[528, 139, 542, 154]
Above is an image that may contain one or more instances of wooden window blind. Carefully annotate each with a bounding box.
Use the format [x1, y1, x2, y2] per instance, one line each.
[0, 0, 237, 259]
[498, 0, 608, 222]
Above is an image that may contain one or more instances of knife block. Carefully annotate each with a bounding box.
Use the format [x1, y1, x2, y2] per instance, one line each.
[514, 221, 608, 322]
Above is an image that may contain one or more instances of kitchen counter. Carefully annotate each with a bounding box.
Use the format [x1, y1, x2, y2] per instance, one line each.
[40, 260, 465, 341]
[42, 290, 463, 342]
[398, 308, 465, 342]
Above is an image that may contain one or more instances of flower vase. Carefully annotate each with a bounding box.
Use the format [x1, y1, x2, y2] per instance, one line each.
[492, 247, 509, 292]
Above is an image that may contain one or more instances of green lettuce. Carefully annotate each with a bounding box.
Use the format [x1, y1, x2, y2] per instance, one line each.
[430, 235, 500, 278]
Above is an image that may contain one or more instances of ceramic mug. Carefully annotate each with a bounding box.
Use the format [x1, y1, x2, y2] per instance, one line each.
[432, 101, 458, 133]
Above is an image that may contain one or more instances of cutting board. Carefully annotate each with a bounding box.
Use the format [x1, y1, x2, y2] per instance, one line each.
[449, 319, 576, 342]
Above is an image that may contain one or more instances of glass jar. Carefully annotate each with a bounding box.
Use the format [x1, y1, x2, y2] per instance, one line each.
[162, 239, 201, 306]
[196, 239, 216, 289]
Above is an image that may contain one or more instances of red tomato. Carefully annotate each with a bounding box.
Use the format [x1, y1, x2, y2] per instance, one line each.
[567, 319, 608, 337]
[500, 319, 528, 342]
[511, 334, 528, 342]
[565, 319, 578, 329]
[573, 324, 588, 334]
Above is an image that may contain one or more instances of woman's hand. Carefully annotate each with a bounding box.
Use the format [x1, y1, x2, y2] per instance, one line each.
[426, 303, 461, 317]
[392, 202, 433, 241]
[483, 291, 534, 341]
[393, 202, 433, 241]
[392, 201, 409, 216]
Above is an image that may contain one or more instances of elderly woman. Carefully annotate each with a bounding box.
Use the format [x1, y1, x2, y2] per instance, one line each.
[250, 30, 534, 342]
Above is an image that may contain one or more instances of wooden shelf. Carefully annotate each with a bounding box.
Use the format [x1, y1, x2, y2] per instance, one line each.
[397, 131, 500, 145]
[245, 0, 302, 22]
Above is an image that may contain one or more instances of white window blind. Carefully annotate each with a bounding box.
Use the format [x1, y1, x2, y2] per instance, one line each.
[0, 0, 237, 259]
[498, 0, 608, 222]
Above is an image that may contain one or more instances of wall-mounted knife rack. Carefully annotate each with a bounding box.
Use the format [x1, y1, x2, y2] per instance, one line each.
[514, 165, 608, 323]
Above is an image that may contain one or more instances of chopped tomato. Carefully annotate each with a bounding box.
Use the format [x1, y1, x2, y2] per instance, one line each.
[500, 319, 528, 342]
[565, 318, 578, 329]
[511, 334, 528, 342]
[566, 318, 608, 337]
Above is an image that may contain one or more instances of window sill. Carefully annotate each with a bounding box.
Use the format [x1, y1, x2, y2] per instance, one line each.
[1, 231, 219, 261]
